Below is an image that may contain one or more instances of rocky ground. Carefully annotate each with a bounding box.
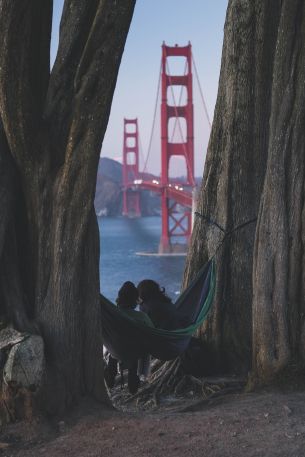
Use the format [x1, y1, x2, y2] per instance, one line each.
[1, 384, 305, 457]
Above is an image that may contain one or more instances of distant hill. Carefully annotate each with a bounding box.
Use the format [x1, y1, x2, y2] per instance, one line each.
[94, 158, 160, 216]
[97, 157, 122, 183]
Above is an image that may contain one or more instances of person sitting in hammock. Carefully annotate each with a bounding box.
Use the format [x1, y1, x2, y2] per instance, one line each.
[117, 281, 153, 326]
[104, 281, 153, 394]
[137, 279, 185, 330]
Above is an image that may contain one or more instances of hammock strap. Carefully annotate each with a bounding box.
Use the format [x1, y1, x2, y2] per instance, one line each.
[194, 212, 226, 233]
[195, 212, 257, 259]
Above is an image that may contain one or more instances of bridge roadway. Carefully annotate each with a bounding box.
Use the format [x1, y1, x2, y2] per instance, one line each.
[130, 179, 193, 208]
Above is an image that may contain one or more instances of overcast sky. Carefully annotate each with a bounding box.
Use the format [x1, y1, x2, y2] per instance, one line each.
[51, 1, 228, 177]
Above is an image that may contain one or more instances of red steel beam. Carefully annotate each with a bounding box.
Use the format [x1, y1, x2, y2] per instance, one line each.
[159, 42, 195, 252]
[122, 118, 141, 217]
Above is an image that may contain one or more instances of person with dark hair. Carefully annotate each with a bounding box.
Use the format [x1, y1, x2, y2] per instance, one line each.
[104, 281, 153, 394]
[116, 281, 153, 326]
[137, 279, 183, 330]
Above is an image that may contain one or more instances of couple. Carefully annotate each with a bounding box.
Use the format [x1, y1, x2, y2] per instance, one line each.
[105, 278, 180, 394]
[118, 279, 181, 331]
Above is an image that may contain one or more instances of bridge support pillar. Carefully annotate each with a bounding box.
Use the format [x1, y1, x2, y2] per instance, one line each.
[122, 118, 141, 218]
[159, 42, 195, 253]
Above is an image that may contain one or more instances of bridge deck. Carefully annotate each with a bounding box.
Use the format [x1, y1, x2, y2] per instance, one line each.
[126, 179, 193, 208]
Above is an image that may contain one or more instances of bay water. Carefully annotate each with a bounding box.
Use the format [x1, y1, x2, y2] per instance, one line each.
[98, 216, 186, 303]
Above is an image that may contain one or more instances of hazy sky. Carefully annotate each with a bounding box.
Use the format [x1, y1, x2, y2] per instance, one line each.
[51, 1, 228, 177]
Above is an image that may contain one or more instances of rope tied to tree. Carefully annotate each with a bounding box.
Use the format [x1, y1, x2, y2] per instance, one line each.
[194, 212, 226, 233]
[194, 211, 257, 259]
[195, 211, 257, 235]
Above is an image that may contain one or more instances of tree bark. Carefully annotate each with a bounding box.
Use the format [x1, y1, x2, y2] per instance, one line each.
[0, 0, 135, 414]
[184, 0, 305, 380]
[252, 0, 305, 381]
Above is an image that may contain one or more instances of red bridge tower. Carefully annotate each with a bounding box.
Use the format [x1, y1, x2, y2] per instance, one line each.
[159, 43, 194, 253]
[122, 118, 141, 217]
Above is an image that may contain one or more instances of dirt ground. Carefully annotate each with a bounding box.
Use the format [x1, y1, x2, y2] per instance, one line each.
[1, 386, 305, 457]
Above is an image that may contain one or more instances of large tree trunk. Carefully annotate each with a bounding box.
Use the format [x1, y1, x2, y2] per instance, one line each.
[252, 0, 305, 381]
[184, 0, 305, 380]
[0, 0, 135, 414]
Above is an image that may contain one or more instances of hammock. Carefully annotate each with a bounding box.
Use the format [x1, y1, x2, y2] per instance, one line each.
[100, 259, 216, 362]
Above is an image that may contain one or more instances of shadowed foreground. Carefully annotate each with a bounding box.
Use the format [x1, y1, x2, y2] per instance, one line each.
[1, 391, 305, 457]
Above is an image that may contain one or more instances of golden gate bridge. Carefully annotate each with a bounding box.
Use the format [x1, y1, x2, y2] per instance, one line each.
[121, 42, 210, 254]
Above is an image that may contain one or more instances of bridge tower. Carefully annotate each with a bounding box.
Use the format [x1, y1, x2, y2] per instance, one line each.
[159, 43, 195, 253]
[122, 118, 141, 217]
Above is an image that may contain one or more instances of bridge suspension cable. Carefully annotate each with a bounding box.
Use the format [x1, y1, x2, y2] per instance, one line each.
[142, 61, 162, 174]
[137, 130, 146, 172]
[192, 52, 212, 129]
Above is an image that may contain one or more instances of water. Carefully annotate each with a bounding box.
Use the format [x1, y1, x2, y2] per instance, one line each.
[98, 216, 186, 302]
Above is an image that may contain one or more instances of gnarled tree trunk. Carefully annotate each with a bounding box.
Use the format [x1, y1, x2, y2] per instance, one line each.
[252, 0, 305, 381]
[184, 0, 305, 381]
[0, 0, 135, 415]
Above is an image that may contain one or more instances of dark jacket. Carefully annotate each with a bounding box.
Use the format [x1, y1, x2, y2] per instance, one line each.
[120, 308, 154, 327]
[140, 299, 182, 330]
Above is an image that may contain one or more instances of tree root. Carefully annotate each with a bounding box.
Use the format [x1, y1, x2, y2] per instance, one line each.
[123, 359, 179, 406]
[123, 357, 246, 410]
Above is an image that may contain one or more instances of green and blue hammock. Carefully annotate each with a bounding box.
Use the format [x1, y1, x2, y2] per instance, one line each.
[100, 260, 216, 362]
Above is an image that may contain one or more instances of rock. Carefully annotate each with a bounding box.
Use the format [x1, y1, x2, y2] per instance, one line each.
[0, 328, 27, 351]
[3, 335, 44, 390]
